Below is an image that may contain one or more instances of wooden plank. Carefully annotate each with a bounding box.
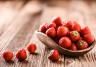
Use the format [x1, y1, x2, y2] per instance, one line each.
[0, 1, 42, 51]
[0, 1, 25, 36]
[0, 1, 42, 67]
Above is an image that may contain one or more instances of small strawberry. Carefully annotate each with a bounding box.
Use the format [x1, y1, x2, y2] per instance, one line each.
[66, 21, 74, 30]
[16, 49, 27, 61]
[72, 22, 81, 32]
[46, 27, 56, 38]
[76, 40, 88, 50]
[27, 43, 37, 54]
[57, 26, 69, 37]
[80, 26, 91, 35]
[48, 23, 56, 28]
[66, 21, 81, 32]
[48, 49, 60, 62]
[69, 43, 77, 51]
[39, 23, 48, 33]
[83, 34, 95, 44]
[3, 50, 13, 62]
[59, 37, 72, 49]
[52, 17, 63, 27]
[70, 31, 80, 41]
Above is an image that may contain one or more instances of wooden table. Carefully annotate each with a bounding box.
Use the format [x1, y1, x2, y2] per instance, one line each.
[0, 1, 96, 67]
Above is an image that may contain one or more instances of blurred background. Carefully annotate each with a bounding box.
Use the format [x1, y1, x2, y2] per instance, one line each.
[0, 0, 96, 38]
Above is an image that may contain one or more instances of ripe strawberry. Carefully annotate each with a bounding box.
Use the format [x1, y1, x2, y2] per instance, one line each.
[52, 17, 62, 27]
[76, 40, 88, 50]
[3, 50, 13, 62]
[59, 37, 72, 49]
[46, 27, 56, 38]
[27, 43, 37, 54]
[80, 26, 91, 35]
[66, 21, 81, 32]
[48, 23, 56, 28]
[16, 49, 27, 61]
[66, 21, 74, 30]
[69, 43, 77, 51]
[48, 49, 60, 62]
[72, 22, 81, 32]
[70, 31, 80, 41]
[83, 34, 94, 44]
[39, 23, 48, 33]
[57, 26, 69, 37]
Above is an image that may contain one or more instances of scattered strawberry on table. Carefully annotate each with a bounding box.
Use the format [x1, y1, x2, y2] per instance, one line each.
[2, 43, 37, 62]
[27, 43, 37, 54]
[3, 50, 13, 62]
[48, 49, 60, 62]
[16, 49, 27, 61]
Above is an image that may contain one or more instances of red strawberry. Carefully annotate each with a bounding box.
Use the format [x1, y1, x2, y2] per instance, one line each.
[59, 37, 72, 49]
[66, 21, 74, 30]
[83, 34, 94, 44]
[27, 43, 37, 54]
[39, 23, 48, 33]
[52, 17, 62, 27]
[70, 31, 80, 41]
[76, 40, 88, 50]
[48, 49, 60, 62]
[66, 21, 81, 32]
[46, 27, 56, 38]
[3, 50, 13, 62]
[69, 43, 77, 51]
[48, 23, 56, 28]
[72, 22, 81, 32]
[57, 26, 69, 37]
[16, 49, 27, 61]
[80, 26, 91, 35]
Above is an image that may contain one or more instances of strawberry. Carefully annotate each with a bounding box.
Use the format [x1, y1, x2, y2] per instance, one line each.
[48, 49, 60, 62]
[76, 40, 88, 50]
[70, 31, 80, 41]
[80, 26, 91, 35]
[72, 22, 81, 32]
[59, 37, 72, 49]
[27, 43, 37, 54]
[57, 26, 69, 37]
[16, 49, 27, 61]
[66, 21, 81, 32]
[52, 17, 63, 27]
[69, 43, 77, 51]
[39, 23, 48, 33]
[3, 50, 13, 62]
[48, 23, 56, 28]
[46, 27, 56, 38]
[83, 34, 94, 44]
[66, 21, 74, 30]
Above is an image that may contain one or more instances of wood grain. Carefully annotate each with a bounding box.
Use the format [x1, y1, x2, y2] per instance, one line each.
[0, 1, 96, 67]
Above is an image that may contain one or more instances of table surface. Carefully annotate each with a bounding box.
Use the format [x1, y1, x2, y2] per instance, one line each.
[0, 1, 96, 67]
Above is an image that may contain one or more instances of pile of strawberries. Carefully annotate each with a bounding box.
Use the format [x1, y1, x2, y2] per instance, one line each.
[3, 43, 37, 62]
[39, 17, 95, 51]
